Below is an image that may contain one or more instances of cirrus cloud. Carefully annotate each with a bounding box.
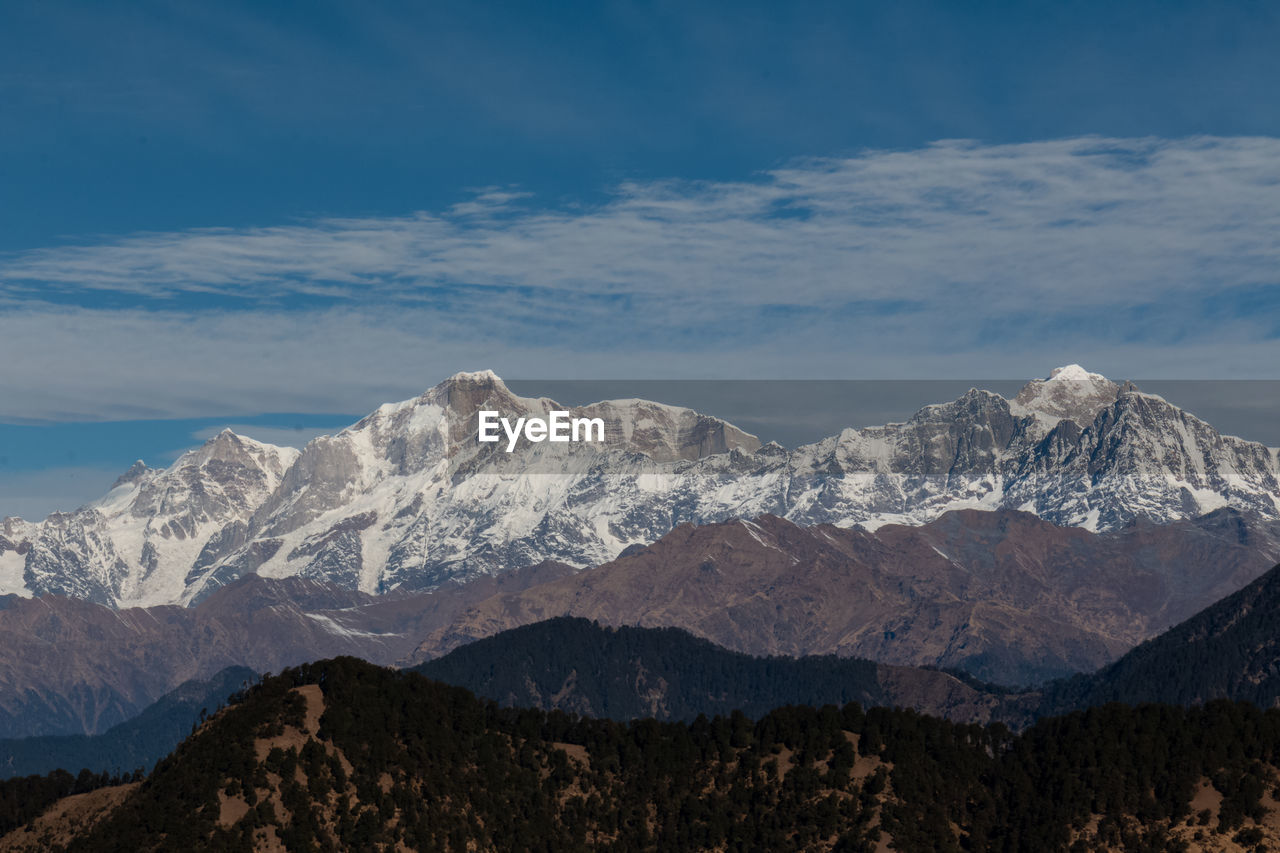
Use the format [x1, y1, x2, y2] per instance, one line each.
[1, 136, 1279, 422]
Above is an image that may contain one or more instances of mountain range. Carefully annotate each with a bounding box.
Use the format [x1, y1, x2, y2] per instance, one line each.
[6, 363, 1280, 755]
[410, 506, 1280, 685]
[4, 365, 1279, 609]
[4, 502, 1277, 741]
[0, 562, 573, 738]
[420, 549, 1280, 725]
[16, 548, 1280, 786]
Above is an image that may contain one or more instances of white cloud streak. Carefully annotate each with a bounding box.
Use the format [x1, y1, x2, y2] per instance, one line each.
[6, 136, 1279, 306]
[1, 136, 1278, 421]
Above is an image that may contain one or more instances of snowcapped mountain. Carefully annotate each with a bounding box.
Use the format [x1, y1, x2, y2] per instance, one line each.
[1010, 363, 1120, 430]
[3, 366, 1279, 607]
[7, 431, 297, 605]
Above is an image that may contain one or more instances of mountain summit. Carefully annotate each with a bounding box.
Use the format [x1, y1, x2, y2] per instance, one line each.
[3, 367, 1279, 607]
[1011, 363, 1120, 428]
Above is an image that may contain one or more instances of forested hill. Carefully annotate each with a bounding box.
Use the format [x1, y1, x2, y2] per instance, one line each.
[414, 617, 1026, 724]
[10, 657, 1280, 851]
[417, 582, 1280, 727]
[1042, 561, 1280, 714]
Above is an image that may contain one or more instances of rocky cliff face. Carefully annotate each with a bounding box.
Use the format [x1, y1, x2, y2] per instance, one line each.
[4, 366, 1278, 606]
[408, 508, 1280, 686]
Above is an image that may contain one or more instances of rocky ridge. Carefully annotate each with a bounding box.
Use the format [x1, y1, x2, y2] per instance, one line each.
[407, 507, 1280, 686]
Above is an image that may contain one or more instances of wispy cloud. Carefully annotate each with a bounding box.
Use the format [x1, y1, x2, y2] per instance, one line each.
[7, 136, 1279, 307]
[2, 136, 1278, 421]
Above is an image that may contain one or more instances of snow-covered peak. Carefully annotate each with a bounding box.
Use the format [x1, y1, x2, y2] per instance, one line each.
[111, 460, 151, 490]
[1, 517, 35, 540]
[581, 397, 761, 461]
[909, 388, 1008, 422]
[428, 369, 517, 402]
[444, 368, 503, 384]
[15, 365, 1280, 608]
[1048, 364, 1104, 382]
[349, 372, 528, 431]
[1011, 364, 1120, 429]
[178, 428, 293, 467]
[325, 371, 550, 475]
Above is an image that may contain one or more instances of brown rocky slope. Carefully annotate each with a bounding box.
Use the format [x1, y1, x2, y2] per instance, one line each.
[0, 560, 574, 738]
[410, 507, 1280, 686]
[3, 506, 1277, 739]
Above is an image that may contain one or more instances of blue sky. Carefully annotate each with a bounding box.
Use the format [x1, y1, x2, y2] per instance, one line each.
[5, 0, 1280, 252]
[2, 0, 1280, 516]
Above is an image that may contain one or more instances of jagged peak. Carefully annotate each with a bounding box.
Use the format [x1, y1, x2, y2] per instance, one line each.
[1113, 381, 1177, 407]
[177, 427, 293, 468]
[420, 370, 515, 400]
[908, 387, 1007, 423]
[340, 370, 544, 444]
[111, 460, 151, 490]
[443, 369, 504, 385]
[1, 516, 34, 533]
[201, 427, 243, 447]
[1047, 364, 1106, 383]
[962, 386, 1007, 401]
[352, 372, 761, 457]
[422, 369, 523, 410]
[361, 371, 517, 417]
[1011, 364, 1121, 427]
[1033, 364, 1118, 393]
[592, 397, 689, 414]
